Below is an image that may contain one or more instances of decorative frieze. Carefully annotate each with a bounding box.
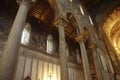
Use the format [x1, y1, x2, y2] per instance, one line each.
[19, 46, 81, 68]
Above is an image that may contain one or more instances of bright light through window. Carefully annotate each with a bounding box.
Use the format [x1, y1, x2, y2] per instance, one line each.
[21, 23, 31, 45]
[79, 5, 84, 15]
[89, 16, 94, 25]
[47, 34, 54, 54]
[70, 0, 72, 2]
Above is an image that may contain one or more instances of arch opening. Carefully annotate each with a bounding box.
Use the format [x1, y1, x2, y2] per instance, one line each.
[102, 7, 120, 60]
[66, 12, 80, 35]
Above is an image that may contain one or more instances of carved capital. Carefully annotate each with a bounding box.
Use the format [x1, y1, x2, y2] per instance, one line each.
[75, 33, 83, 42]
[75, 29, 90, 42]
[16, 0, 37, 7]
[88, 41, 97, 49]
[54, 18, 67, 27]
[83, 28, 90, 40]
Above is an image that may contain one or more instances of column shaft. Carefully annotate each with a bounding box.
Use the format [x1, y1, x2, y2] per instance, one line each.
[0, 2, 29, 80]
[92, 49, 104, 80]
[79, 41, 92, 80]
[58, 22, 69, 80]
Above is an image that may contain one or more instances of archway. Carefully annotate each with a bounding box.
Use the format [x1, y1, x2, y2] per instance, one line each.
[66, 12, 81, 63]
[110, 21, 120, 53]
[102, 7, 120, 74]
[102, 7, 120, 60]
[67, 12, 80, 34]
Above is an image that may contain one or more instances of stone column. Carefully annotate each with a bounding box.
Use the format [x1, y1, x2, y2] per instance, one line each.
[0, 0, 35, 80]
[75, 34, 92, 80]
[89, 41, 104, 80]
[55, 18, 69, 80]
[93, 50, 104, 80]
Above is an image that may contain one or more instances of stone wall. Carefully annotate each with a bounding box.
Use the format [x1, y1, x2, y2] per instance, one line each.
[0, 7, 16, 42]
[14, 45, 84, 80]
[0, 7, 81, 60]
[0, 41, 84, 80]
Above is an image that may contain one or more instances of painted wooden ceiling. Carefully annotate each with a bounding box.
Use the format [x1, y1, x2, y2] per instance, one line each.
[1, 0, 102, 40]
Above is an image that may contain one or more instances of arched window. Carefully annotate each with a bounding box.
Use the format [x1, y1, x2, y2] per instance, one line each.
[47, 34, 54, 54]
[21, 23, 31, 45]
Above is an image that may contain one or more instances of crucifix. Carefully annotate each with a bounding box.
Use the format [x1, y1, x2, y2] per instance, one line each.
[48, 72, 53, 80]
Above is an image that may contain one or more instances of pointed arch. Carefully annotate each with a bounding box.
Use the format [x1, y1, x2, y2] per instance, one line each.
[67, 12, 80, 35]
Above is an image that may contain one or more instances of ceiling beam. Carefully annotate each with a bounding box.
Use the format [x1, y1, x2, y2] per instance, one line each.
[41, 7, 51, 22]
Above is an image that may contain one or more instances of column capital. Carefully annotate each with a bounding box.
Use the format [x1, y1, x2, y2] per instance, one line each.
[54, 18, 67, 27]
[75, 29, 90, 42]
[88, 40, 97, 49]
[16, 0, 37, 7]
[75, 33, 83, 42]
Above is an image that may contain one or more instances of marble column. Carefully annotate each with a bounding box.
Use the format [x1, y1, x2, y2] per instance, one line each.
[93, 50, 104, 80]
[75, 34, 92, 80]
[0, 0, 35, 80]
[55, 18, 69, 80]
[89, 41, 104, 80]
